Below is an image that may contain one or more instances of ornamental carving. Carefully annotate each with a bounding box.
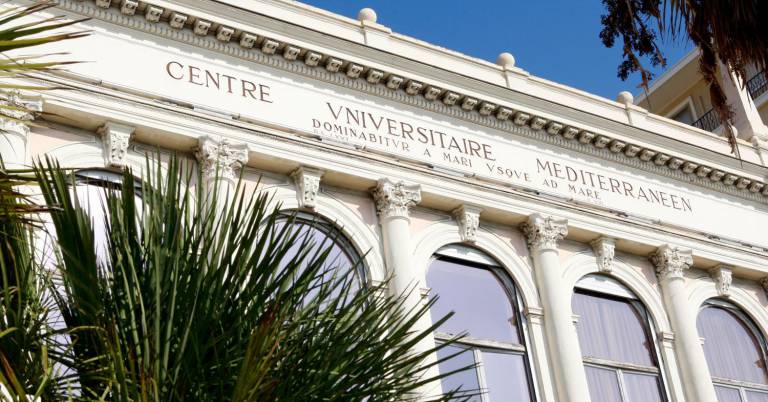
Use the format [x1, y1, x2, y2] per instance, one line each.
[291, 166, 324, 209]
[761, 277, 768, 300]
[591, 237, 616, 273]
[520, 214, 568, 251]
[0, 90, 41, 137]
[195, 136, 249, 180]
[98, 121, 135, 168]
[370, 179, 421, 219]
[650, 245, 693, 280]
[710, 265, 733, 297]
[453, 205, 482, 243]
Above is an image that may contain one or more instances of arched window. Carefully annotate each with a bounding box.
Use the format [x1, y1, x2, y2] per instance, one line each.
[72, 169, 134, 266]
[572, 275, 668, 402]
[427, 245, 535, 402]
[275, 211, 366, 289]
[697, 300, 768, 401]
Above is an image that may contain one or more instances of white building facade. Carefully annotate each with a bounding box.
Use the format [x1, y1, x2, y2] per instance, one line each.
[3, 1, 768, 401]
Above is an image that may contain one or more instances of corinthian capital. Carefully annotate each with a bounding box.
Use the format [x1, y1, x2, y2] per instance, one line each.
[650, 245, 693, 280]
[520, 214, 568, 251]
[371, 179, 421, 219]
[195, 136, 249, 180]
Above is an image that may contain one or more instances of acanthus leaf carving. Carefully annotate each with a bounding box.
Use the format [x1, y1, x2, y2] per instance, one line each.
[520, 214, 568, 251]
[290, 166, 324, 209]
[370, 179, 421, 219]
[650, 245, 693, 280]
[195, 136, 249, 180]
[453, 205, 482, 243]
[98, 121, 135, 168]
[710, 265, 733, 298]
[591, 237, 616, 273]
[0, 90, 41, 137]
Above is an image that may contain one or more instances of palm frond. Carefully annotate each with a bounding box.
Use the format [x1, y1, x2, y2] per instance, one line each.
[32, 154, 474, 401]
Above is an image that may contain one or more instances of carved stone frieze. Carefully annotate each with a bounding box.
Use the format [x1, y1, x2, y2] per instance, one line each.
[195, 136, 249, 180]
[710, 265, 733, 297]
[97, 121, 135, 168]
[290, 166, 324, 209]
[591, 237, 616, 273]
[453, 205, 483, 243]
[650, 245, 693, 280]
[58, 0, 768, 204]
[370, 179, 421, 219]
[520, 214, 568, 251]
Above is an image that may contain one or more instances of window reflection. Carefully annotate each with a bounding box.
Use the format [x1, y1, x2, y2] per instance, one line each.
[697, 301, 768, 400]
[427, 246, 534, 402]
[274, 212, 365, 296]
[572, 275, 667, 402]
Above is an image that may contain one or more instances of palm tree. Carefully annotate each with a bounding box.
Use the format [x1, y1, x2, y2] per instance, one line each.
[0, 2, 86, 400]
[0, 155, 470, 401]
[0, 3, 473, 399]
[599, 0, 768, 153]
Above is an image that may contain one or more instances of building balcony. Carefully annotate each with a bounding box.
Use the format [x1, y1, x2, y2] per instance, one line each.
[692, 107, 721, 132]
[747, 69, 768, 100]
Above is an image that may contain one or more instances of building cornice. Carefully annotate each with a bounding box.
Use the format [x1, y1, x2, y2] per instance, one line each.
[33, 74, 768, 266]
[55, 0, 768, 203]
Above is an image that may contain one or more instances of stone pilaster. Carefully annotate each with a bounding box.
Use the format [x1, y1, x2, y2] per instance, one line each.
[651, 245, 717, 402]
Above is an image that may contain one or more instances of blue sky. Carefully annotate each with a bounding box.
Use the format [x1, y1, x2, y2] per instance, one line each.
[300, 0, 693, 101]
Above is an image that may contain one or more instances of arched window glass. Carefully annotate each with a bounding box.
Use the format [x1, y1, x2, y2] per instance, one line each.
[427, 245, 534, 402]
[697, 300, 768, 400]
[572, 274, 667, 402]
[275, 212, 366, 290]
[63, 170, 138, 268]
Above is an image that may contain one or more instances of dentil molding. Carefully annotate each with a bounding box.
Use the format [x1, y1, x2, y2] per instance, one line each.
[54, 0, 768, 204]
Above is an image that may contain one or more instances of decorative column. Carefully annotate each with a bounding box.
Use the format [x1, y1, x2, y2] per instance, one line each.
[371, 178, 421, 298]
[651, 245, 717, 402]
[520, 214, 591, 402]
[195, 136, 249, 203]
[372, 179, 442, 396]
[0, 91, 42, 168]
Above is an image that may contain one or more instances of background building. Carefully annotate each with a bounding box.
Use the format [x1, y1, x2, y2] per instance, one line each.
[2, 1, 767, 401]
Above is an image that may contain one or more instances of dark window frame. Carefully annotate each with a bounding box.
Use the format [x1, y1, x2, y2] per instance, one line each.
[699, 299, 768, 398]
[574, 275, 670, 402]
[429, 246, 538, 402]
